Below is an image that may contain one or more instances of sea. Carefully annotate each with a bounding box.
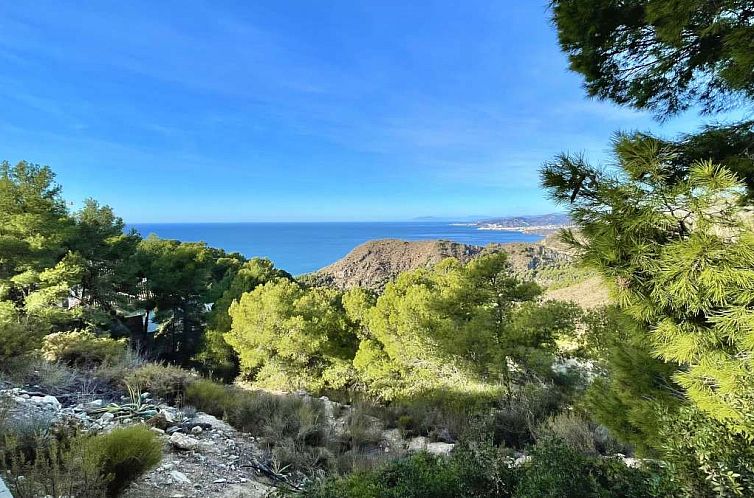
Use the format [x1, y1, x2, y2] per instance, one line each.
[129, 222, 543, 275]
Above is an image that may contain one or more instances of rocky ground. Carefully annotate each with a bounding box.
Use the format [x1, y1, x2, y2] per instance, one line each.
[0, 385, 455, 498]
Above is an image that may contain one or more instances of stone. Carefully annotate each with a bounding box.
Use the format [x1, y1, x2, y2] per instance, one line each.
[191, 425, 203, 434]
[34, 395, 61, 410]
[169, 470, 191, 484]
[100, 412, 115, 422]
[147, 411, 173, 430]
[381, 428, 404, 449]
[425, 442, 455, 456]
[169, 433, 201, 451]
[150, 427, 165, 435]
[407, 436, 429, 452]
[83, 399, 104, 410]
[191, 412, 234, 432]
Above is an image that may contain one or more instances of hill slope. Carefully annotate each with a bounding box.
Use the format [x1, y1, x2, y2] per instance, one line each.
[309, 239, 485, 291]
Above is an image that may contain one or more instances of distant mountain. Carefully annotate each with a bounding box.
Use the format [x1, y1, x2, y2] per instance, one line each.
[412, 215, 490, 222]
[475, 213, 571, 227]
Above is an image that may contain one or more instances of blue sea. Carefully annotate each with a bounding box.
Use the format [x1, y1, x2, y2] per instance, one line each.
[130, 222, 543, 275]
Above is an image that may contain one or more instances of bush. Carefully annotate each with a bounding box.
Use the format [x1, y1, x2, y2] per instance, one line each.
[1, 434, 107, 498]
[303, 442, 518, 498]
[0, 357, 81, 395]
[1, 426, 160, 498]
[343, 407, 383, 450]
[82, 425, 162, 496]
[124, 363, 195, 403]
[535, 411, 630, 457]
[492, 385, 564, 449]
[659, 406, 754, 497]
[515, 439, 678, 498]
[0, 303, 44, 361]
[42, 330, 127, 367]
[184, 378, 236, 417]
[185, 378, 336, 473]
[303, 452, 464, 498]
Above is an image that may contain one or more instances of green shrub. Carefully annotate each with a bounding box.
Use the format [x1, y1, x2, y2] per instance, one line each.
[0, 357, 80, 395]
[659, 406, 754, 497]
[303, 452, 462, 498]
[42, 330, 127, 367]
[515, 439, 678, 498]
[362, 390, 497, 442]
[1, 426, 161, 498]
[304, 443, 518, 498]
[185, 378, 336, 473]
[83, 425, 162, 496]
[184, 378, 236, 417]
[0, 303, 44, 361]
[535, 412, 598, 455]
[344, 407, 383, 450]
[230, 392, 327, 444]
[124, 363, 195, 402]
[493, 385, 564, 449]
[0, 434, 107, 498]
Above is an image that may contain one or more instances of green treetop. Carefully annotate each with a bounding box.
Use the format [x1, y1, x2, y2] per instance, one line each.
[551, 0, 754, 117]
[543, 133, 754, 434]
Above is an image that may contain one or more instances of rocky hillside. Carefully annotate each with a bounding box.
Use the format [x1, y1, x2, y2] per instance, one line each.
[307, 238, 572, 291]
[305, 236, 610, 308]
[308, 239, 486, 291]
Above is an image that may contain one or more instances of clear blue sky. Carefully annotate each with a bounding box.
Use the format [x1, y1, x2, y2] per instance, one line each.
[0, 1, 712, 222]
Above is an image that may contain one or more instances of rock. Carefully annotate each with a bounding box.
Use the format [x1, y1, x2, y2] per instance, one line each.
[149, 427, 165, 435]
[191, 425, 203, 435]
[312, 239, 489, 291]
[381, 428, 404, 449]
[190, 412, 234, 432]
[407, 436, 429, 452]
[33, 395, 61, 410]
[83, 399, 104, 410]
[514, 455, 532, 467]
[100, 412, 115, 422]
[426, 442, 455, 456]
[169, 470, 191, 484]
[147, 411, 174, 430]
[169, 433, 201, 451]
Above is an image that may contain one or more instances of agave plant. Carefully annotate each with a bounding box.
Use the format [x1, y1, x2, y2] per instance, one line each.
[90, 384, 159, 421]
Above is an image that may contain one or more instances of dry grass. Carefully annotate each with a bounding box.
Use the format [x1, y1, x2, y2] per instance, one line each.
[545, 276, 611, 309]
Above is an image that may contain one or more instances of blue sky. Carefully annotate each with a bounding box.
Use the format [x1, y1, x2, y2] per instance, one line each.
[0, 1, 717, 222]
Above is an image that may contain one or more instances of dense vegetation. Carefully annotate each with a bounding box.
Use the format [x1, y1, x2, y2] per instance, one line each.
[3, 1, 754, 496]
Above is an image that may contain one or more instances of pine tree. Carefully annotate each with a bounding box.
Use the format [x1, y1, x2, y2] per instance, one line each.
[543, 133, 754, 434]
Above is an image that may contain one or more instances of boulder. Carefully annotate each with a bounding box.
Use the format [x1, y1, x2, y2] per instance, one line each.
[407, 436, 429, 452]
[381, 428, 404, 450]
[407, 437, 454, 456]
[169, 433, 201, 451]
[190, 412, 234, 433]
[426, 442, 455, 456]
[147, 411, 175, 431]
